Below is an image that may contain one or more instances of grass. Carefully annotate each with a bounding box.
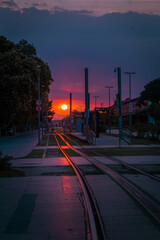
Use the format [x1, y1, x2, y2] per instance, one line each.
[48, 135, 58, 146]
[131, 136, 160, 145]
[45, 149, 63, 157]
[68, 134, 90, 146]
[82, 147, 160, 156]
[106, 133, 160, 145]
[24, 149, 44, 158]
[37, 135, 48, 146]
[78, 165, 104, 175]
[0, 168, 25, 177]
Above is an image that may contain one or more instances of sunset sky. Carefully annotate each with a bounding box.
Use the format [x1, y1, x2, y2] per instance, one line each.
[0, 1, 160, 119]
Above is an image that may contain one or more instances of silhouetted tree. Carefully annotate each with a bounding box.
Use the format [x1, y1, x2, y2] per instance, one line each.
[138, 78, 160, 104]
[0, 35, 54, 132]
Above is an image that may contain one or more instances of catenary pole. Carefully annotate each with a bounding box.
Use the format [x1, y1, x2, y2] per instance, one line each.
[124, 72, 136, 127]
[37, 66, 41, 144]
[105, 86, 113, 134]
[85, 68, 89, 140]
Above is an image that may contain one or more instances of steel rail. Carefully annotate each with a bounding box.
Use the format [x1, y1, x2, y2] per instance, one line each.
[54, 132, 107, 240]
[62, 133, 160, 182]
[58, 133, 160, 227]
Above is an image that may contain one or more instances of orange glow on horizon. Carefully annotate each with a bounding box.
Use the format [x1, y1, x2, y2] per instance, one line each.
[50, 98, 106, 120]
[50, 98, 85, 120]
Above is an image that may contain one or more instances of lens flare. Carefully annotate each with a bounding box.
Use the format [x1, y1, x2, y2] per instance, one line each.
[61, 104, 67, 110]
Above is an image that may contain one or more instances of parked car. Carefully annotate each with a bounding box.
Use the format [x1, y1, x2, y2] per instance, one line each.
[7, 128, 14, 136]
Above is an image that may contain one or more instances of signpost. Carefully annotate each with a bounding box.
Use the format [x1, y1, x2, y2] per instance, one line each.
[36, 99, 42, 106]
[36, 105, 42, 112]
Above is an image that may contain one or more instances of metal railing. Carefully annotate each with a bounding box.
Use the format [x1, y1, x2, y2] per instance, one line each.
[121, 128, 132, 144]
[88, 128, 96, 145]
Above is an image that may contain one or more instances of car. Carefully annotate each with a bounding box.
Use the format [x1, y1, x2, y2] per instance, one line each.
[7, 128, 14, 136]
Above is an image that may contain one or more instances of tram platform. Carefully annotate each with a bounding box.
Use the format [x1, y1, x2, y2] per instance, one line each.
[70, 132, 128, 146]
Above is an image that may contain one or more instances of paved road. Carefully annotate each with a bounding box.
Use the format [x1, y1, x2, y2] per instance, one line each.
[0, 130, 40, 158]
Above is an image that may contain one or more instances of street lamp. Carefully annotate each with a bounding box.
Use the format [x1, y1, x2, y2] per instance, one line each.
[93, 96, 99, 136]
[37, 66, 41, 144]
[124, 72, 136, 127]
[93, 96, 99, 109]
[42, 84, 45, 137]
[105, 86, 113, 134]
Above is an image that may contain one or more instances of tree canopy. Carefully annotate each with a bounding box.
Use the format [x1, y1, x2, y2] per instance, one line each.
[0, 35, 54, 131]
[138, 78, 160, 104]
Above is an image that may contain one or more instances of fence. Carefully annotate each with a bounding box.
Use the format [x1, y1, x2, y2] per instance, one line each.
[121, 128, 132, 144]
[88, 128, 96, 145]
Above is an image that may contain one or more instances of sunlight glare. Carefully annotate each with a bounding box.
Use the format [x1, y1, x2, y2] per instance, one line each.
[61, 104, 67, 110]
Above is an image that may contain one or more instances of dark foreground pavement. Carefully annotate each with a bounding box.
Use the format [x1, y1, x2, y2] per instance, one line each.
[0, 130, 40, 158]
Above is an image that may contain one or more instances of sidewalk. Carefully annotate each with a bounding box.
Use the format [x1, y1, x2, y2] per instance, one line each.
[0, 130, 41, 158]
[70, 132, 160, 148]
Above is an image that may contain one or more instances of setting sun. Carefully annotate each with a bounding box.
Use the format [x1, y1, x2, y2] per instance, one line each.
[61, 104, 68, 110]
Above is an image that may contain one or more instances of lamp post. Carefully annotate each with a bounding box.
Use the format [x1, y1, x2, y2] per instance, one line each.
[85, 68, 89, 140]
[42, 84, 45, 138]
[93, 96, 99, 136]
[37, 66, 41, 144]
[114, 67, 122, 147]
[124, 72, 136, 127]
[105, 86, 113, 134]
[93, 96, 99, 109]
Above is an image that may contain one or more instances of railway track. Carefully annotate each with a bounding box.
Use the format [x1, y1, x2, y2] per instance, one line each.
[54, 132, 160, 231]
[54, 132, 107, 240]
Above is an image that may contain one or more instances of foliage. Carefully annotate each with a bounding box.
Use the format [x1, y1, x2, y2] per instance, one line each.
[16, 39, 37, 56]
[0, 151, 12, 169]
[138, 78, 160, 105]
[0, 35, 54, 131]
[129, 123, 160, 141]
[148, 103, 160, 122]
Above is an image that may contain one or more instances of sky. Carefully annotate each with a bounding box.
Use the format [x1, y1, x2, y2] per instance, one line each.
[0, 1, 160, 119]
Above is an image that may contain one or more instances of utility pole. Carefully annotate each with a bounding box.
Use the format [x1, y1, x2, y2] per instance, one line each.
[37, 66, 41, 144]
[70, 93, 72, 126]
[93, 96, 99, 109]
[85, 68, 89, 140]
[42, 86, 44, 137]
[93, 96, 99, 136]
[114, 67, 122, 147]
[105, 86, 113, 134]
[124, 72, 136, 127]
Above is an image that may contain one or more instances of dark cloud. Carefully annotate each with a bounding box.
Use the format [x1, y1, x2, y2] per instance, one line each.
[0, 7, 160, 105]
[53, 6, 93, 15]
[1, 0, 17, 8]
[32, 3, 48, 8]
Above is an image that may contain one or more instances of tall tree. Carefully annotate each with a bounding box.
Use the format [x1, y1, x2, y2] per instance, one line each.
[138, 78, 160, 104]
[0, 35, 54, 132]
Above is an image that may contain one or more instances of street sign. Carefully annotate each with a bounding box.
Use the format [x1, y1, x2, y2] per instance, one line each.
[36, 106, 42, 112]
[36, 99, 42, 106]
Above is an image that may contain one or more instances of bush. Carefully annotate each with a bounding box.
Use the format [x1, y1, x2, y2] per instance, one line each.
[0, 151, 12, 169]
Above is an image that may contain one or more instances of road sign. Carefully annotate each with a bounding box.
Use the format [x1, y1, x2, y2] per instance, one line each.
[36, 99, 42, 106]
[36, 106, 42, 112]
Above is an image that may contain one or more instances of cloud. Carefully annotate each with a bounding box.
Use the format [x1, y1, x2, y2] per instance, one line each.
[0, 7, 160, 119]
[0, 0, 160, 16]
[1, 0, 17, 8]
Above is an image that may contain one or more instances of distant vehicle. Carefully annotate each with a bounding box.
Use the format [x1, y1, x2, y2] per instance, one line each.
[54, 127, 64, 133]
[7, 128, 14, 136]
